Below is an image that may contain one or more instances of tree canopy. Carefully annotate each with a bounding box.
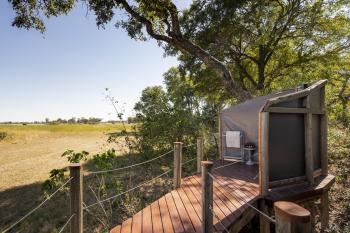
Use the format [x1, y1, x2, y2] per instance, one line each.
[9, 0, 349, 102]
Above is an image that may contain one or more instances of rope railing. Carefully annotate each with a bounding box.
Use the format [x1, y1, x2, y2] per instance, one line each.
[182, 157, 197, 166]
[3, 140, 200, 233]
[83, 169, 172, 210]
[182, 143, 196, 149]
[2, 177, 74, 233]
[208, 172, 276, 223]
[58, 214, 75, 233]
[209, 205, 230, 233]
[213, 160, 240, 170]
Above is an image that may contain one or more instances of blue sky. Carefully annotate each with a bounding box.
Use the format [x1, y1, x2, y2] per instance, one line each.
[0, 2, 188, 122]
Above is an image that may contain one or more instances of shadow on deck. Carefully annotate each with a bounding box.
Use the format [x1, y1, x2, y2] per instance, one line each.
[110, 161, 260, 233]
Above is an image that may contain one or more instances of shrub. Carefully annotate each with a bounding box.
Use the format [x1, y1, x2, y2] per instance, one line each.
[0, 131, 7, 141]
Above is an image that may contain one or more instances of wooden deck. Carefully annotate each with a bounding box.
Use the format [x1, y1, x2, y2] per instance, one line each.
[266, 174, 335, 202]
[110, 161, 260, 233]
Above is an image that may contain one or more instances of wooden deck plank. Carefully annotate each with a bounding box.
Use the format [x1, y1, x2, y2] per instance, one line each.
[182, 177, 221, 232]
[171, 190, 196, 233]
[227, 177, 258, 200]
[111, 161, 333, 233]
[230, 174, 259, 195]
[211, 177, 250, 214]
[121, 217, 132, 233]
[187, 175, 229, 231]
[142, 206, 153, 233]
[218, 171, 258, 200]
[111, 161, 261, 233]
[210, 174, 252, 215]
[212, 177, 242, 213]
[164, 192, 185, 233]
[181, 179, 202, 221]
[212, 180, 242, 218]
[267, 175, 335, 202]
[159, 196, 175, 233]
[192, 175, 236, 223]
[151, 200, 163, 233]
[177, 187, 202, 232]
[215, 175, 253, 206]
[131, 210, 142, 233]
[218, 167, 259, 196]
[110, 225, 121, 233]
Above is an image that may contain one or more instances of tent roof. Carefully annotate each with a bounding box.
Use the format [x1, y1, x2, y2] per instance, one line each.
[221, 79, 327, 114]
[221, 89, 294, 115]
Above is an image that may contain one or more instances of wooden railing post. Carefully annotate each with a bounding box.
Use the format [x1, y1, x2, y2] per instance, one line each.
[173, 142, 182, 189]
[260, 112, 270, 196]
[274, 201, 311, 233]
[69, 164, 83, 233]
[320, 191, 329, 231]
[197, 137, 204, 173]
[304, 97, 314, 185]
[201, 161, 214, 233]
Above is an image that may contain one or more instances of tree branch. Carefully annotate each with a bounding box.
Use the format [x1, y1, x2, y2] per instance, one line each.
[116, 0, 252, 101]
[117, 0, 173, 43]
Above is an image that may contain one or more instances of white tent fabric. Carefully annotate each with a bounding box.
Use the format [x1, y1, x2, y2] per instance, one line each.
[220, 89, 295, 161]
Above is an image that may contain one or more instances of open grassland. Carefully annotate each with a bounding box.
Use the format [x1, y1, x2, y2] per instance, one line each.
[0, 123, 176, 233]
[0, 123, 132, 190]
[0, 122, 133, 133]
[0, 123, 136, 232]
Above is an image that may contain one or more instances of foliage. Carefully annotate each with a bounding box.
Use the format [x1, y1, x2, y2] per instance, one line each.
[327, 125, 350, 232]
[41, 150, 88, 197]
[0, 131, 7, 141]
[9, 0, 75, 33]
[6, 0, 350, 232]
[61, 149, 89, 163]
[282, 55, 350, 127]
[5, 0, 350, 125]
[178, 0, 349, 96]
[7, 0, 350, 102]
[133, 67, 224, 154]
[325, 58, 350, 127]
[328, 126, 350, 184]
[41, 168, 67, 198]
[92, 148, 117, 170]
[47, 117, 103, 124]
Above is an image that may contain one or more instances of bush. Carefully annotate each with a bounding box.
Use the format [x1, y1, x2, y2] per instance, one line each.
[327, 124, 350, 232]
[0, 131, 7, 141]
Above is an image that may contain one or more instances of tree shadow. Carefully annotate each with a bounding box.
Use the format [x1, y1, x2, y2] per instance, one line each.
[0, 182, 70, 233]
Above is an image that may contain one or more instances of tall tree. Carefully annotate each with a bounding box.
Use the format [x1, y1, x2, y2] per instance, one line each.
[322, 58, 350, 126]
[179, 0, 350, 95]
[8, 0, 350, 100]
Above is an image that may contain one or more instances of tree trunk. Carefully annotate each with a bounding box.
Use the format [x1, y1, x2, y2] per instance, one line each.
[257, 45, 266, 89]
[119, 0, 252, 102]
[173, 39, 252, 101]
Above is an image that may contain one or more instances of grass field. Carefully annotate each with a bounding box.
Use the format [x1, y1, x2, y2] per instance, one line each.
[0, 123, 172, 233]
[0, 123, 132, 190]
[0, 123, 137, 233]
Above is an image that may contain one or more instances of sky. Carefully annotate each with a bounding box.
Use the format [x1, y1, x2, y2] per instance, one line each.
[0, 2, 188, 122]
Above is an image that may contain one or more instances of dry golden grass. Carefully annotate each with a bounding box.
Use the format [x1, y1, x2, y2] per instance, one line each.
[0, 123, 128, 191]
[0, 123, 133, 232]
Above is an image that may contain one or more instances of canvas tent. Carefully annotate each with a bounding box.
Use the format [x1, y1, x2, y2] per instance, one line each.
[219, 89, 295, 162]
[219, 80, 328, 194]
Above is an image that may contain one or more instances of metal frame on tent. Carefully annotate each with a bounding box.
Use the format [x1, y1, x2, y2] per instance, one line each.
[220, 130, 245, 162]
